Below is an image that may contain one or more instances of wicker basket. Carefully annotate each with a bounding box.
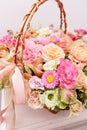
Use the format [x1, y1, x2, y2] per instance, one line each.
[0, 0, 87, 130]
[14, 0, 67, 113]
[13, 0, 87, 113]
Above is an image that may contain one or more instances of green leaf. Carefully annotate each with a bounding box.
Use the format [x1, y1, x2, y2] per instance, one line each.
[48, 94, 54, 101]
[24, 62, 33, 74]
[59, 102, 68, 109]
[3, 54, 12, 61]
[0, 84, 3, 90]
[54, 106, 59, 111]
[85, 90, 87, 96]
[65, 53, 69, 59]
[83, 66, 87, 76]
[60, 91, 69, 104]
[84, 100, 87, 109]
[0, 78, 9, 90]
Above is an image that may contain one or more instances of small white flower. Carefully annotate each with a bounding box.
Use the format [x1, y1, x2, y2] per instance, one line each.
[43, 60, 59, 71]
[37, 27, 52, 36]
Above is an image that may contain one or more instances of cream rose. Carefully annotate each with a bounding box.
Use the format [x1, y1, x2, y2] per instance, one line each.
[69, 40, 87, 62]
[42, 43, 65, 61]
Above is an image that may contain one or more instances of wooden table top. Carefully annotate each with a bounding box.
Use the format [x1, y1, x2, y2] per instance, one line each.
[0, 90, 87, 130]
[15, 105, 87, 130]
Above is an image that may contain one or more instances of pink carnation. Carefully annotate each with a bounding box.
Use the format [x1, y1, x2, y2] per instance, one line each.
[23, 39, 43, 63]
[0, 35, 21, 47]
[57, 59, 78, 89]
[0, 35, 11, 46]
[25, 38, 39, 48]
[29, 76, 44, 90]
[37, 36, 50, 46]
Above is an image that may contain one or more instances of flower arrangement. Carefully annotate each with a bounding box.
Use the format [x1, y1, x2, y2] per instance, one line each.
[0, 1, 87, 125]
[0, 26, 87, 116]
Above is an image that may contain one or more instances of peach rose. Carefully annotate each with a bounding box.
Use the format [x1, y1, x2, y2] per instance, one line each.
[70, 100, 82, 115]
[42, 43, 65, 61]
[57, 33, 73, 52]
[74, 63, 87, 90]
[76, 69, 87, 90]
[69, 40, 87, 62]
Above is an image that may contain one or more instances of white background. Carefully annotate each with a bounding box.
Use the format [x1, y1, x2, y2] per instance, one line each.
[0, 0, 87, 37]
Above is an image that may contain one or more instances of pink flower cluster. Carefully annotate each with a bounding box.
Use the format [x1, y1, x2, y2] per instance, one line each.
[0, 35, 16, 47]
[0, 27, 87, 115]
[74, 29, 87, 36]
[0, 35, 21, 47]
[28, 58, 78, 90]
[57, 59, 78, 89]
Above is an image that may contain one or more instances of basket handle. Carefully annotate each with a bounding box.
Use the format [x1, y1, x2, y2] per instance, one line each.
[14, 0, 67, 64]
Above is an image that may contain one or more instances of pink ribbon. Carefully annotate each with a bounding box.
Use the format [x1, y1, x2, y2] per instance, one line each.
[0, 59, 26, 124]
[12, 67, 26, 104]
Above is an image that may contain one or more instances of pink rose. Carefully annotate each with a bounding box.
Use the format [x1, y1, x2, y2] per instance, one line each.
[57, 59, 78, 89]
